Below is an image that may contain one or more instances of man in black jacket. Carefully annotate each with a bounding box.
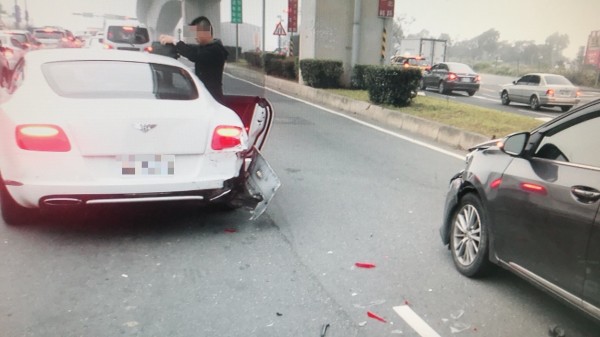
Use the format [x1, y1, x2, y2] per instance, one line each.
[159, 16, 229, 103]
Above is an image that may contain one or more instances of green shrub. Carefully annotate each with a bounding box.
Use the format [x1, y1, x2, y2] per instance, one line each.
[351, 64, 370, 89]
[264, 55, 298, 80]
[224, 46, 242, 62]
[299, 59, 343, 88]
[243, 51, 263, 68]
[364, 66, 422, 107]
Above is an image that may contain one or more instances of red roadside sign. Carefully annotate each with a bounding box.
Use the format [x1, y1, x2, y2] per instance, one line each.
[288, 0, 298, 33]
[378, 0, 394, 18]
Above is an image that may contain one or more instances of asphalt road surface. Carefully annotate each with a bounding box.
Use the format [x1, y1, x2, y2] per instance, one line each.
[0, 74, 598, 337]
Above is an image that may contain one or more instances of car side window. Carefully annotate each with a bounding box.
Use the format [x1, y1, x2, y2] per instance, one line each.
[439, 64, 448, 71]
[535, 115, 600, 168]
[529, 75, 541, 86]
[516, 76, 529, 85]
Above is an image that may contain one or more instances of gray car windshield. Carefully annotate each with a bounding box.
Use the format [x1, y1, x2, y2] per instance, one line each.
[41, 61, 199, 100]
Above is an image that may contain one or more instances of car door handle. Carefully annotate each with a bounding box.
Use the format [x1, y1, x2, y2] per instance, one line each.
[571, 186, 600, 204]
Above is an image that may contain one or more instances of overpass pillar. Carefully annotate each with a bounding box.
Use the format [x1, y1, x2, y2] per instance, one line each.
[299, 0, 393, 86]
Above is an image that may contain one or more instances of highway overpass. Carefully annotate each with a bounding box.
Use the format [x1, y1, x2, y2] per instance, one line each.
[136, 0, 394, 85]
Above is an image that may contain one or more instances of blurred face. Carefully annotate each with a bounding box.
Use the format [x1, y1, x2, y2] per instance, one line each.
[189, 24, 212, 45]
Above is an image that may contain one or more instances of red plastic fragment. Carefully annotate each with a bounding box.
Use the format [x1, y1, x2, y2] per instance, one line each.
[224, 228, 237, 233]
[403, 300, 410, 306]
[355, 262, 376, 269]
[367, 311, 386, 323]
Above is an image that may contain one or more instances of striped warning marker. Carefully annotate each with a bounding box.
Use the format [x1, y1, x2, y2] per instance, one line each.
[381, 27, 387, 61]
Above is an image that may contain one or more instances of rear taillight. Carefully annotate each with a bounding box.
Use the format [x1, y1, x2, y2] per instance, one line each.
[16, 125, 71, 152]
[3, 47, 13, 58]
[103, 44, 113, 49]
[144, 46, 153, 52]
[447, 72, 457, 81]
[546, 89, 555, 97]
[475, 75, 481, 83]
[211, 126, 242, 150]
[576, 90, 582, 97]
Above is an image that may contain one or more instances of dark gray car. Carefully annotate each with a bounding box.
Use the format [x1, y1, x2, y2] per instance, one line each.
[420, 61, 480, 96]
[441, 98, 600, 322]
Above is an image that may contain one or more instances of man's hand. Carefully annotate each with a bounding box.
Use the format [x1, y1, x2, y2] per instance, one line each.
[159, 34, 175, 45]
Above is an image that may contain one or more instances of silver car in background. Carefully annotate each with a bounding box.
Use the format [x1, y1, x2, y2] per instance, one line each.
[500, 73, 581, 112]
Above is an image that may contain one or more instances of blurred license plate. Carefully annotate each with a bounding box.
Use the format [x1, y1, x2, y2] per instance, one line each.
[460, 77, 471, 82]
[559, 90, 570, 96]
[119, 154, 175, 176]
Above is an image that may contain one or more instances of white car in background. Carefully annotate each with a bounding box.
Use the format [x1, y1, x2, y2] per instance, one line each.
[500, 73, 581, 112]
[0, 49, 278, 225]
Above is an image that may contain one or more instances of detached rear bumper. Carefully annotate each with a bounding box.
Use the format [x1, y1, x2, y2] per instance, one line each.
[227, 147, 281, 220]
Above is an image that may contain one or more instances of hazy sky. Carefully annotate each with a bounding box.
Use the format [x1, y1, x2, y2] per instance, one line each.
[5, 0, 597, 59]
[396, 0, 599, 59]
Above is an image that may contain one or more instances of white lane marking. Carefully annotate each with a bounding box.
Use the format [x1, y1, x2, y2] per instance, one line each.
[393, 305, 442, 337]
[472, 95, 499, 102]
[517, 109, 554, 118]
[226, 73, 465, 161]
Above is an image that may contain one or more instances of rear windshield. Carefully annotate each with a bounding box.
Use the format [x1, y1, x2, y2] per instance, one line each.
[34, 31, 64, 40]
[448, 63, 476, 73]
[107, 26, 150, 44]
[545, 75, 573, 86]
[9, 33, 27, 43]
[41, 61, 199, 100]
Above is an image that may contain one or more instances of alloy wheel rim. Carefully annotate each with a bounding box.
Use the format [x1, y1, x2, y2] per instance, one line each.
[531, 97, 538, 109]
[452, 204, 482, 266]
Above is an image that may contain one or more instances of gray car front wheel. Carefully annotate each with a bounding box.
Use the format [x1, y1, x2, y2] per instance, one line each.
[501, 91, 510, 105]
[450, 193, 492, 277]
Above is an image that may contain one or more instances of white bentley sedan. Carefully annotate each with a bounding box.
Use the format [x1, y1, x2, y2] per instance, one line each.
[0, 49, 278, 225]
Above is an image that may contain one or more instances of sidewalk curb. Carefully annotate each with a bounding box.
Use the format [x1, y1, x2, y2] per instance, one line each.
[225, 64, 490, 151]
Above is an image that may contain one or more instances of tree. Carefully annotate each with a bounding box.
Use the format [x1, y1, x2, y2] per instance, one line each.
[475, 29, 500, 60]
[390, 16, 413, 52]
[545, 32, 569, 66]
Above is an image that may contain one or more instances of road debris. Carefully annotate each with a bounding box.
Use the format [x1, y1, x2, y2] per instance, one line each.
[549, 325, 566, 337]
[355, 262, 376, 269]
[358, 321, 367, 327]
[367, 311, 387, 323]
[450, 322, 471, 334]
[450, 310, 464, 320]
[320, 323, 330, 337]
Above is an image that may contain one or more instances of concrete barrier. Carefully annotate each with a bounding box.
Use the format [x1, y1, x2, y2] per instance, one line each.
[225, 64, 490, 151]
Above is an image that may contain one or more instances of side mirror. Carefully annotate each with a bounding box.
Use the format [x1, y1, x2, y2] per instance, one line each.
[501, 132, 530, 156]
[512, 80, 517, 85]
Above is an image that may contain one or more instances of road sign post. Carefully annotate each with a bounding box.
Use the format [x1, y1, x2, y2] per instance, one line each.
[231, 0, 243, 62]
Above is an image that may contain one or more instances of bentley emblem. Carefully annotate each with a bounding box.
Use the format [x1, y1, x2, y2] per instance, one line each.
[132, 123, 157, 133]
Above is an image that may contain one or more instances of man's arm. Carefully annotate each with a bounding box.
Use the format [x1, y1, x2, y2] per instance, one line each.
[159, 34, 203, 63]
